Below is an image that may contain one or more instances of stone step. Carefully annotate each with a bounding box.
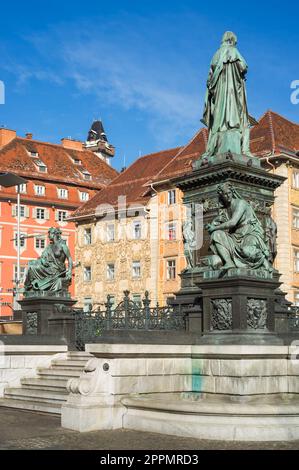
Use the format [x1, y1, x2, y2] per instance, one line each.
[21, 377, 69, 391]
[67, 351, 92, 359]
[37, 367, 82, 378]
[51, 360, 88, 369]
[0, 398, 61, 415]
[4, 387, 68, 403]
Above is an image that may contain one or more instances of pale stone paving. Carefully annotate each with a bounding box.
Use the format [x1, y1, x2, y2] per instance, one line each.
[0, 408, 298, 450]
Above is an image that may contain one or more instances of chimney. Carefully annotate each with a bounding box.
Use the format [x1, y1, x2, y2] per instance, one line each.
[61, 137, 83, 151]
[0, 128, 17, 148]
[25, 132, 33, 139]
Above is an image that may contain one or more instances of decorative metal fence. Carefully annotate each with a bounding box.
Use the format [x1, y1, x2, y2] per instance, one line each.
[74, 290, 185, 350]
[288, 306, 299, 331]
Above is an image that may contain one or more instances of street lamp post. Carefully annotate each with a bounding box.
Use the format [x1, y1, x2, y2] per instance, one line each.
[0, 172, 28, 314]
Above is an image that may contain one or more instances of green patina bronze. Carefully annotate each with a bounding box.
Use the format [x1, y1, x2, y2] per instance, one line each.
[201, 31, 253, 159]
[205, 182, 273, 273]
[24, 227, 73, 295]
[182, 220, 196, 269]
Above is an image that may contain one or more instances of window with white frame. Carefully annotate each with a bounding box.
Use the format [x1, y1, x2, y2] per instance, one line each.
[166, 259, 176, 279]
[293, 171, 299, 189]
[132, 220, 142, 240]
[83, 266, 92, 282]
[106, 224, 115, 242]
[14, 233, 26, 249]
[132, 261, 141, 278]
[34, 185, 45, 196]
[35, 237, 46, 250]
[84, 228, 92, 245]
[57, 210, 68, 222]
[79, 191, 89, 202]
[16, 184, 27, 194]
[293, 209, 299, 229]
[294, 250, 299, 273]
[29, 151, 38, 157]
[107, 263, 115, 281]
[167, 189, 176, 205]
[12, 204, 26, 218]
[294, 292, 299, 306]
[36, 208, 46, 220]
[167, 221, 177, 241]
[58, 188, 68, 199]
[13, 265, 26, 283]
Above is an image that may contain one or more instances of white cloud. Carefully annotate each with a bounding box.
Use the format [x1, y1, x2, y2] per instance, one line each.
[19, 15, 206, 143]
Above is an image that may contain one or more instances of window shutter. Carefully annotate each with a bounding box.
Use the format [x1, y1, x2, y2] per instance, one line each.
[55, 210, 59, 221]
[32, 208, 37, 219]
[45, 209, 50, 220]
[25, 206, 30, 218]
[12, 205, 17, 217]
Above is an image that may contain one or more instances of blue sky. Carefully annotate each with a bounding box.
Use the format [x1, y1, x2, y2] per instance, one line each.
[0, 0, 298, 170]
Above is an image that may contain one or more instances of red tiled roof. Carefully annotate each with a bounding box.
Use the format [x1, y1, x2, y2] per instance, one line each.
[72, 110, 299, 219]
[0, 138, 118, 189]
[154, 111, 299, 183]
[71, 147, 181, 218]
[153, 128, 208, 181]
[250, 110, 299, 155]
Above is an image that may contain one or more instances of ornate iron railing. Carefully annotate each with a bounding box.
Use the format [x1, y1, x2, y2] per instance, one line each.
[74, 291, 185, 350]
[288, 306, 299, 331]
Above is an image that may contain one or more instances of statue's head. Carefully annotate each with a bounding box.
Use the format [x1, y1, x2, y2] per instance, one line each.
[217, 182, 237, 204]
[48, 227, 62, 242]
[221, 31, 237, 47]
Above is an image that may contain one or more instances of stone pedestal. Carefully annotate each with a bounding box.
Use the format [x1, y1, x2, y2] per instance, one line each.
[20, 293, 77, 348]
[171, 153, 288, 344]
[198, 271, 283, 344]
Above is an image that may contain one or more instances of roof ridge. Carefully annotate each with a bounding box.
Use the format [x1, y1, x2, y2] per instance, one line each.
[266, 110, 276, 153]
[136, 146, 181, 160]
[16, 136, 97, 153]
[154, 127, 206, 180]
[104, 146, 180, 185]
[101, 176, 150, 188]
[266, 109, 299, 128]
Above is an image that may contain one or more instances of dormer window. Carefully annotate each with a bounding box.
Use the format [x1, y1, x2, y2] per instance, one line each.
[73, 158, 82, 165]
[29, 150, 38, 157]
[81, 170, 91, 181]
[34, 159, 47, 173]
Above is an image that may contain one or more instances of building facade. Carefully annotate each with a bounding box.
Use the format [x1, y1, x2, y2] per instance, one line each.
[0, 124, 117, 316]
[72, 111, 299, 308]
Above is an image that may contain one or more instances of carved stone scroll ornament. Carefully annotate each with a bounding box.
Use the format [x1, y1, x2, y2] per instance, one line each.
[67, 358, 103, 396]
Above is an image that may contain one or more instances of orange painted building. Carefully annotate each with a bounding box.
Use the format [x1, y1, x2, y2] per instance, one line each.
[0, 125, 118, 316]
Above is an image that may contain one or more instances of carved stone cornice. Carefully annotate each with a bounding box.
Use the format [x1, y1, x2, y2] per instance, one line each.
[173, 161, 285, 191]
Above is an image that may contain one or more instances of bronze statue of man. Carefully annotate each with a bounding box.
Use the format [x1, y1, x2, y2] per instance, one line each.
[202, 31, 253, 157]
[24, 227, 73, 293]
